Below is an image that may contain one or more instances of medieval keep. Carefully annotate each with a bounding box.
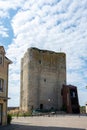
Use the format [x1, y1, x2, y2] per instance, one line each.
[20, 47, 66, 112]
[0, 46, 12, 125]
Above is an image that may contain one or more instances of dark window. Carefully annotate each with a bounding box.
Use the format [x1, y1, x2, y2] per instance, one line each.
[40, 104, 43, 109]
[0, 104, 3, 125]
[0, 79, 4, 92]
[0, 56, 2, 64]
[39, 60, 41, 64]
[0, 54, 3, 66]
[44, 78, 46, 82]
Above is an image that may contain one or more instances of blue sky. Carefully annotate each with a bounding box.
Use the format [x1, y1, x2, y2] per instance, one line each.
[0, 0, 87, 107]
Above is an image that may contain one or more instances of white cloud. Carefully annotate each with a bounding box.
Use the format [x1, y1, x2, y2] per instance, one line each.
[0, 10, 9, 18]
[0, 0, 24, 11]
[8, 83, 20, 106]
[2, 0, 87, 106]
[0, 25, 8, 37]
[78, 89, 87, 106]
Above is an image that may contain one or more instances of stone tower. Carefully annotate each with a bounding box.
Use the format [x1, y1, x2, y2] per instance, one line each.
[20, 47, 66, 111]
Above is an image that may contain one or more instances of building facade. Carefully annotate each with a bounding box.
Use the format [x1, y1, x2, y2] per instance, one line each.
[20, 47, 66, 112]
[85, 103, 87, 114]
[0, 46, 12, 125]
[62, 84, 80, 113]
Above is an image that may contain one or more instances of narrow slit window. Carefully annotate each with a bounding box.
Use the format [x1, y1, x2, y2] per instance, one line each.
[0, 54, 3, 65]
[39, 60, 41, 64]
[0, 79, 4, 92]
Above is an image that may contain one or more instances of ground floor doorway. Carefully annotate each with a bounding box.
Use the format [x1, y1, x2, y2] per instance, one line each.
[40, 104, 43, 109]
[0, 104, 2, 125]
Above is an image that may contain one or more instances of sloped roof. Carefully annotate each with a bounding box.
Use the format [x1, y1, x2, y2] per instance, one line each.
[0, 46, 12, 64]
[5, 56, 12, 64]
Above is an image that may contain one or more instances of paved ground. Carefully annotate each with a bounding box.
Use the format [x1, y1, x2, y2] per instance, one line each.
[0, 115, 87, 130]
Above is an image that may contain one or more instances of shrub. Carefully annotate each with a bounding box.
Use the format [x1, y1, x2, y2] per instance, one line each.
[7, 114, 12, 124]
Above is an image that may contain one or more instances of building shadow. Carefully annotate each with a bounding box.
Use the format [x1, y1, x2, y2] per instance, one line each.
[0, 124, 85, 130]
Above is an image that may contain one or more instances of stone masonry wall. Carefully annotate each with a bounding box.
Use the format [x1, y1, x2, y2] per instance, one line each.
[20, 48, 66, 111]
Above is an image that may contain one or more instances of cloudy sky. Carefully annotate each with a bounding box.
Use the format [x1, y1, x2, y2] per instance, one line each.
[0, 0, 87, 107]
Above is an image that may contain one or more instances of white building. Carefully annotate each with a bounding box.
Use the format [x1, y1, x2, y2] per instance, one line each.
[86, 103, 87, 113]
